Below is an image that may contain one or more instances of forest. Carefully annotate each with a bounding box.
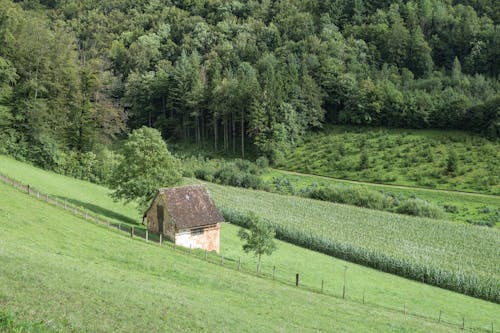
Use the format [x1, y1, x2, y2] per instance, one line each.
[0, 0, 498, 174]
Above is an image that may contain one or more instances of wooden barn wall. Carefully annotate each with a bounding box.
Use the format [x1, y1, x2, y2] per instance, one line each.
[145, 194, 175, 241]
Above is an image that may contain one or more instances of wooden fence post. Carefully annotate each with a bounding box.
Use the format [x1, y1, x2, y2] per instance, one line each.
[27, 184, 30, 195]
[160, 233, 163, 245]
[64, 199, 67, 209]
[438, 310, 442, 323]
[146, 229, 149, 241]
[118, 223, 122, 231]
[272, 266, 276, 280]
[37, 191, 40, 199]
[238, 258, 241, 271]
[220, 254, 224, 265]
[462, 317, 465, 330]
[343, 266, 348, 299]
[295, 273, 299, 287]
[46, 193, 49, 201]
[130, 226, 134, 237]
[85, 211, 88, 219]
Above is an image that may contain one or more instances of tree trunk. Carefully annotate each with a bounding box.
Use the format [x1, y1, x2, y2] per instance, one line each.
[241, 113, 245, 158]
[232, 112, 236, 154]
[223, 115, 228, 152]
[257, 253, 261, 273]
[214, 115, 218, 150]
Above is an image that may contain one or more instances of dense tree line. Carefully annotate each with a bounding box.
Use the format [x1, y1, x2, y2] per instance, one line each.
[0, 0, 498, 168]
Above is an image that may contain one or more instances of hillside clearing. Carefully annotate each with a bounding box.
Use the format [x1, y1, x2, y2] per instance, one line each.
[276, 126, 500, 195]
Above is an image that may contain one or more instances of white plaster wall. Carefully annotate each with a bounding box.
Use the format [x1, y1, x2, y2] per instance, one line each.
[174, 224, 220, 253]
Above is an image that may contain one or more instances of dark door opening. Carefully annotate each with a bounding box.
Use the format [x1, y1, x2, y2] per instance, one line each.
[157, 205, 164, 234]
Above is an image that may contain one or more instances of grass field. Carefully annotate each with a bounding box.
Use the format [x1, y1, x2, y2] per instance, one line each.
[0, 181, 476, 333]
[263, 169, 500, 226]
[0, 155, 142, 228]
[1, 154, 499, 328]
[275, 126, 500, 195]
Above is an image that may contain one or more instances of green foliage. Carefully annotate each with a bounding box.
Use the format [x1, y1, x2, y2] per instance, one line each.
[446, 149, 458, 174]
[110, 127, 181, 211]
[182, 156, 265, 189]
[238, 212, 277, 272]
[395, 198, 445, 219]
[359, 149, 369, 170]
[306, 185, 388, 210]
[1, 0, 500, 169]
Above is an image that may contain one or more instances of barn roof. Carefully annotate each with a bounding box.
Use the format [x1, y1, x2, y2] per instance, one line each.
[150, 185, 224, 229]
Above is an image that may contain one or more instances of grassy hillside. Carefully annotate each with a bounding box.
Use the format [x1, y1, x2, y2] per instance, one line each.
[0, 155, 141, 227]
[263, 169, 500, 226]
[0, 181, 471, 333]
[275, 126, 500, 195]
[0, 155, 499, 326]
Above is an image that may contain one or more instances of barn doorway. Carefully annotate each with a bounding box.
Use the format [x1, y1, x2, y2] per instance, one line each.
[157, 204, 164, 234]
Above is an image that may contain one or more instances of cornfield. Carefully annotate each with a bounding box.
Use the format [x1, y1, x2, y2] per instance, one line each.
[202, 181, 500, 303]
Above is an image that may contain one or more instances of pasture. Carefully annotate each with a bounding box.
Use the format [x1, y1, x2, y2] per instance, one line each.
[0, 181, 472, 333]
[0, 155, 499, 328]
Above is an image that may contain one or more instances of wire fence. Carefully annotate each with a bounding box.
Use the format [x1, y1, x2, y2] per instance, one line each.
[0, 172, 497, 333]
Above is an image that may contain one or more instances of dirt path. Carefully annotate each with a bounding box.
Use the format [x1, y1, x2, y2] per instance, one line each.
[273, 169, 500, 199]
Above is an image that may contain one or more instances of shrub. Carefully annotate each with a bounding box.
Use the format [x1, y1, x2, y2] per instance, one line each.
[183, 156, 265, 190]
[396, 198, 445, 219]
[446, 149, 458, 174]
[255, 156, 269, 168]
[307, 185, 388, 210]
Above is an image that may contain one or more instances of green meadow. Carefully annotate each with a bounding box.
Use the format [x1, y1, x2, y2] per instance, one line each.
[0, 155, 499, 331]
[0, 180, 474, 333]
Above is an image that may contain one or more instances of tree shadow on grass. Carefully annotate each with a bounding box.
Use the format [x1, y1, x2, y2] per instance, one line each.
[56, 196, 139, 225]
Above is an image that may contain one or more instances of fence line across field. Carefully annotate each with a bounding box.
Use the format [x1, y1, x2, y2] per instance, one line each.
[0, 172, 496, 333]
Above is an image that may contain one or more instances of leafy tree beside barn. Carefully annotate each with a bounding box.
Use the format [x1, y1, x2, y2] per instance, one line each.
[109, 127, 182, 212]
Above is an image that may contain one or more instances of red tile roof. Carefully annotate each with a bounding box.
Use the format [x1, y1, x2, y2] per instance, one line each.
[156, 185, 223, 229]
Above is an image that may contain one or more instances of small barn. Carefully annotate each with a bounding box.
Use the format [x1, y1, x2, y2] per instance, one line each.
[143, 185, 223, 253]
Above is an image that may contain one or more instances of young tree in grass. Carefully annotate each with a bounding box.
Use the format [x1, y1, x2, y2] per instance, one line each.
[110, 126, 182, 212]
[446, 149, 458, 174]
[238, 213, 277, 273]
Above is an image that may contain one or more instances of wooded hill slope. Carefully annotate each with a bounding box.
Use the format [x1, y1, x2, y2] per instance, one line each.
[0, 0, 498, 170]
